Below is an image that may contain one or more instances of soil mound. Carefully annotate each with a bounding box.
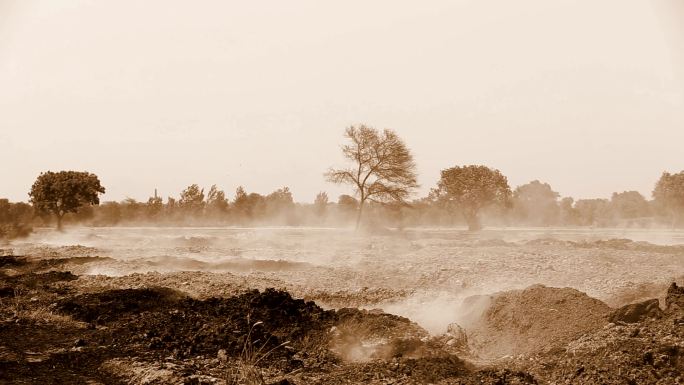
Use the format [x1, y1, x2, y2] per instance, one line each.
[466, 285, 611, 358]
[330, 308, 431, 362]
[575, 238, 684, 255]
[519, 305, 684, 383]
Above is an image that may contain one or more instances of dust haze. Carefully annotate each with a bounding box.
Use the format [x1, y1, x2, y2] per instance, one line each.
[1, 2, 684, 384]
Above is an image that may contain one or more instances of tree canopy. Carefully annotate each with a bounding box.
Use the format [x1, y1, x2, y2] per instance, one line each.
[326, 125, 418, 229]
[434, 165, 511, 231]
[512, 180, 560, 226]
[653, 171, 684, 227]
[610, 191, 650, 221]
[28, 171, 105, 230]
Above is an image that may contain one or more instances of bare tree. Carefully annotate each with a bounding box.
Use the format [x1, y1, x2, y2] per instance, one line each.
[326, 125, 418, 229]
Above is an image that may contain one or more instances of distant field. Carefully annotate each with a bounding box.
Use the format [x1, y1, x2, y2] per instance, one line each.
[9, 226, 684, 333]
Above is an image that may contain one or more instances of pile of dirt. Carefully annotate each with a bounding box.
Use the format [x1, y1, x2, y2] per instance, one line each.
[465, 285, 612, 359]
[574, 239, 684, 255]
[330, 308, 431, 362]
[515, 296, 684, 384]
[524, 238, 573, 247]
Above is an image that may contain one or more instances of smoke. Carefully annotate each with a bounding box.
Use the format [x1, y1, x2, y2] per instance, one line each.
[380, 292, 464, 335]
[10, 226, 684, 337]
[379, 289, 498, 335]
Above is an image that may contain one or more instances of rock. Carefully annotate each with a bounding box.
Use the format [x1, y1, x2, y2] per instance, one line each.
[445, 323, 468, 350]
[217, 349, 228, 363]
[74, 338, 87, 347]
[608, 299, 663, 324]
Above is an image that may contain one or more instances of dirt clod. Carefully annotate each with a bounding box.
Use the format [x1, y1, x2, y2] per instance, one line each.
[609, 298, 663, 324]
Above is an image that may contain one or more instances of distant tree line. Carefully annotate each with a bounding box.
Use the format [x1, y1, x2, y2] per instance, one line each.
[0, 199, 33, 239]
[1, 125, 684, 237]
[59, 176, 684, 231]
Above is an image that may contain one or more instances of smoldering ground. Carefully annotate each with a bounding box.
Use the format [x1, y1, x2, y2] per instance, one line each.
[2, 226, 684, 384]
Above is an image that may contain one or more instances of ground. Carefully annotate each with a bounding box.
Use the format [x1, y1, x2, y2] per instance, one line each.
[1, 227, 683, 384]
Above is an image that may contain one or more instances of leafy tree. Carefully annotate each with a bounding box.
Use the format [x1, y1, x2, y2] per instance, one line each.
[146, 189, 164, 219]
[232, 186, 249, 218]
[120, 198, 145, 222]
[574, 199, 611, 227]
[653, 171, 684, 227]
[165, 197, 177, 217]
[0, 199, 33, 239]
[265, 187, 294, 209]
[314, 192, 329, 218]
[232, 186, 264, 221]
[326, 125, 418, 229]
[94, 201, 122, 226]
[610, 191, 650, 221]
[433, 165, 511, 231]
[264, 187, 296, 224]
[337, 194, 358, 209]
[29, 171, 105, 230]
[206, 185, 229, 216]
[336, 194, 359, 223]
[179, 184, 205, 215]
[559, 197, 579, 226]
[512, 180, 560, 226]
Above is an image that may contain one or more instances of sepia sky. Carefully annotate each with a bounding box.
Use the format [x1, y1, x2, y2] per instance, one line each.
[1, 0, 683, 203]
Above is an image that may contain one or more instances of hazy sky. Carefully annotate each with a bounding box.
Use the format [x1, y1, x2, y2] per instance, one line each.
[1, 0, 683, 203]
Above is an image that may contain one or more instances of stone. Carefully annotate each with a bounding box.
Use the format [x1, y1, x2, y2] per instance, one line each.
[608, 299, 663, 324]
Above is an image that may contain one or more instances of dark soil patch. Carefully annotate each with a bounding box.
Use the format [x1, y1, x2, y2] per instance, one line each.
[0, 270, 79, 297]
[0, 321, 125, 385]
[35, 256, 113, 270]
[54, 287, 481, 383]
[0, 255, 29, 269]
[57, 287, 187, 323]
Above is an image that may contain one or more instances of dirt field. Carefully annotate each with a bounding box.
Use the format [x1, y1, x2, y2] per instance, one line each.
[2, 227, 683, 384]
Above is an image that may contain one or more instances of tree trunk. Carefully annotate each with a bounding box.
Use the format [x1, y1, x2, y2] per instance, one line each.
[465, 210, 481, 232]
[355, 201, 365, 231]
[56, 213, 64, 232]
